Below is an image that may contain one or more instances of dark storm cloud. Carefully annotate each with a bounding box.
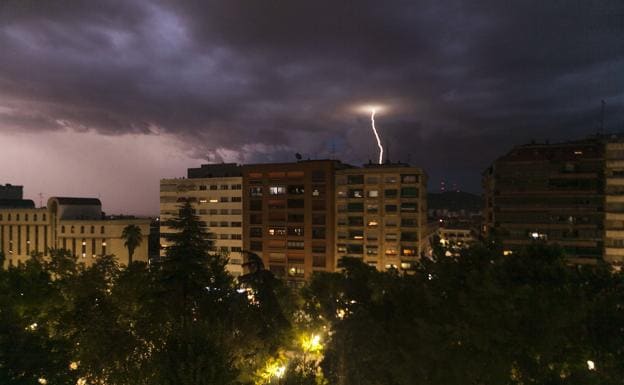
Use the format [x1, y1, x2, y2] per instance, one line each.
[1, 0, 623, 192]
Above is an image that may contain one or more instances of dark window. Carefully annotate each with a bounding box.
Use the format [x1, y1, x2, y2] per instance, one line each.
[312, 227, 326, 239]
[400, 203, 418, 212]
[347, 202, 363, 212]
[401, 232, 418, 242]
[346, 244, 363, 254]
[287, 240, 304, 249]
[288, 213, 305, 223]
[250, 227, 262, 237]
[250, 214, 262, 224]
[348, 216, 364, 226]
[287, 199, 304, 209]
[401, 174, 418, 183]
[250, 241, 263, 251]
[250, 200, 262, 211]
[385, 189, 398, 198]
[312, 214, 325, 225]
[250, 187, 263, 197]
[347, 175, 364, 184]
[312, 200, 325, 211]
[401, 187, 418, 197]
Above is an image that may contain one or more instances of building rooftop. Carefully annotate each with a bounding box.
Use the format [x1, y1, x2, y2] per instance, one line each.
[0, 199, 36, 209]
[52, 197, 102, 206]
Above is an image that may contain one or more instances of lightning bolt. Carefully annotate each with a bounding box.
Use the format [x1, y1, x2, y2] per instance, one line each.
[371, 108, 383, 164]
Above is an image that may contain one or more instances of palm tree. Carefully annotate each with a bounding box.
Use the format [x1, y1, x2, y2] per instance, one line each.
[121, 224, 142, 265]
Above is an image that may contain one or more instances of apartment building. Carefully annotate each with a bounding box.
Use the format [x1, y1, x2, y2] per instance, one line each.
[0, 196, 150, 268]
[484, 136, 624, 265]
[159, 164, 244, 276]
[242, 160, 341, 282]
[335, 163, 428, 271]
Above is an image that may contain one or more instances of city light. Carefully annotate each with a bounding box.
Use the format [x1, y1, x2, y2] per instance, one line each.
[587, 360, 596, 370]
[301, 333, 323, 353]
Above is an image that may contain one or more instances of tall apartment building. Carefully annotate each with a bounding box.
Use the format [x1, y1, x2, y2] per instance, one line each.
[0, 196, 150, 268]
[159, 164, 244, 276]
[484, 136, 624, 265]
[242, 160, 341, 282]
[335, 163, 428, 271]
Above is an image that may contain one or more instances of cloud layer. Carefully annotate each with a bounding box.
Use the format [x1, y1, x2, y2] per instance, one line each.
[0, 0, 623, 212]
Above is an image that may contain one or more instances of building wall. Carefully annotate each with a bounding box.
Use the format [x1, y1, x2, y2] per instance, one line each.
[484, 138, 611, 263]
[242, 160, 339, 282]
[335, 164, 427, 271]
[160, 176, 244, 276]
[0, 184, 23, 200]
[0, 206, 150, 268]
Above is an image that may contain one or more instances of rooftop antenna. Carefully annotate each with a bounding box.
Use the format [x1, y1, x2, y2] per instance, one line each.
[38, 193, 43, 208]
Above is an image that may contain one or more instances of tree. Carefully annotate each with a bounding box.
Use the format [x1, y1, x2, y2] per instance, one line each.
[121, 224, 143, 265]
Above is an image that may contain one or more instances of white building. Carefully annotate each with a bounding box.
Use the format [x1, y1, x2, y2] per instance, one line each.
[160, 164, 244, 276]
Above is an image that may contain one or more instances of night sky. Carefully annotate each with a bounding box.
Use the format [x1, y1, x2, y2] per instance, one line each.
[1, 0, 623, 215]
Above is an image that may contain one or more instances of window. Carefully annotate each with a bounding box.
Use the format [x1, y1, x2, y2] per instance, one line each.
[80, 226, 84, 234]
[220, 197, 229, 203]
[250, 241, 263, 251]
[231, 196, 242, 202]
[385, 204, 397, 213]
[70, 226, 75, 234]
[210, 185, 218, 190]
[401, 174, 418, 183]
[311, 170, 325, 182]
[312, 227, 325, 239]
[231, 209, 242, 215]
[401, 232, 418, 242]
[367, 220, 379, 228]
[385, 233, 398, 241]
[61, 225, 66, 233]
[346, 244, 363, 254]
[231, 184, 242, 190]
[312, 200, 325, 211]
[385, 248, 397, 256]
[312, 214, 325, 225]
[287, 241, 304, 249]
[16, 214, 19, 221]
[313, 254, 326, 267]
[250, 187, 263, 197]
[250, 214, 262, 224]
[270, 186, 286, 195]
[288, 266, 305, 277]
[348, 216, 364, 226]
[385, 189, 398, 198]
[220, 184, 229, 190]
[210, 221, 219, 227]
[337, 244, 347, 253]
[349, 230, 364, 240]
[90, 225, 95, 233]
[401, 187, 418, 198]
[250, 227, 262, 237]
[368, 190, 379, 198]
[347, 202, 363, 212]
[312, 185, 324, 196]
[220, 221, 229, 227]
[288, 185, 305, 195]
[231, 234, 242, 240]
[288, 213, 304, 223]
[401, 218, 418, 227]
[312, 244, 326, 254]
[220, 234, 229, 239]
[268, 200, 286, 210]
[366, 204, 378, 213]
[367, 246, 379, 255]
[288, 227, 304, 236]
[199, 185, 207, 190]
[250, 200, 262, 211]
[269, 227, 286, 236]
[385, 176, 398, 184]
[401, 247, 417, 256]
[366, 176, 379, 184]
[348, 189, 364, 198]
[100, 226, 105, 234]
[231, 222, 242, 227]
[347, 175, 364, 184]
[288, 199, 304, 209]
[401, 203, 418, 212]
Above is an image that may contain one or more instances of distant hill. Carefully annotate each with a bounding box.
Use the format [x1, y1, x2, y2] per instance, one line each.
[427, 191, 482, 212]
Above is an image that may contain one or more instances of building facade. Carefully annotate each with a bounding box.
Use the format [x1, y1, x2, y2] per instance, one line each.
[334, 163, 428, 271]
[160, 164, 244, 276]
[0, 197, 150, 268]
[242, 160, 341, 282]
[484, 136, 624, 265]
